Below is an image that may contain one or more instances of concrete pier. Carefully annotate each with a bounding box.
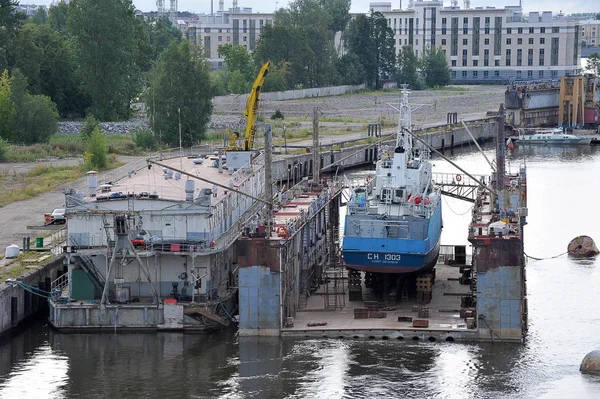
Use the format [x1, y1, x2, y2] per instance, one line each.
[0, 256, 64, 338]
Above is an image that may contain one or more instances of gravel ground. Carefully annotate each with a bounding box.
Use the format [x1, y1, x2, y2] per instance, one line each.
[213, 85, 507, 129]
[0, 86, 506, 251]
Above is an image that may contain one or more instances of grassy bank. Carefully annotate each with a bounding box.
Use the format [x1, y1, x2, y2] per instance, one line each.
[0, 162, 123, 207]
[5, 134, 141, 162]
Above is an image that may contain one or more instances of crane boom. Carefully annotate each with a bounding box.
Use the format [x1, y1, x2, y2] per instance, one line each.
[242, 61, 271, 151]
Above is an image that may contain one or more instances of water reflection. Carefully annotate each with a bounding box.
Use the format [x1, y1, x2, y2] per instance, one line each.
[3, 143, 600, 398]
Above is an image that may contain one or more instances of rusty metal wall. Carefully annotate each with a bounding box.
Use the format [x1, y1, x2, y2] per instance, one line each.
[476, 238, 524, 342]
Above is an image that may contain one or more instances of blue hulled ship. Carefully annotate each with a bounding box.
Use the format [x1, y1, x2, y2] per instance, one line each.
[342, 88, 442, 274]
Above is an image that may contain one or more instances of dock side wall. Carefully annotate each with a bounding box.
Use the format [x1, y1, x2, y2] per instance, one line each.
[0, 256, 64, 337]
[238, 265, 281, 336]
[49, 303, 163, 329]
[271, 120, 498, 181]
[475, 239, 524, 341]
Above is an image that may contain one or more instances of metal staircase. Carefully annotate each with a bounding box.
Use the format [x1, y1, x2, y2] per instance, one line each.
[73, 254, 106, 291]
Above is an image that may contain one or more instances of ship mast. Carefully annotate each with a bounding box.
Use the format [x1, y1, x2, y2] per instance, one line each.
[397, 85, 413, 151]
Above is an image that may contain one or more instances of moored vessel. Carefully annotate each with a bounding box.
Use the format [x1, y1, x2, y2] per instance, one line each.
[341, 88, 442, 274]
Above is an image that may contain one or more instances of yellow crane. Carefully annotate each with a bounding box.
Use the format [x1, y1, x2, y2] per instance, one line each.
[226, 61, 271, 151]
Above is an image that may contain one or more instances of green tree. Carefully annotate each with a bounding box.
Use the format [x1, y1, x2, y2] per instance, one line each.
[48, 1, 69, 36]
[17, 92, 59, 143]
[0, 69, 16, 140]
[586, 53, 600, 75]
[12, 22, 88, 117]
[134, 128, 156, 150]
[31, 6, 47, 25]
[209, 70, 227, 96]
[370, 12, 396, 87]
[254, 24, 314, 89]
[81, 114, 100, 139]
[336, 54, 366, 85]
[84, 127, 108, 169]
[345, 14, 374, 85]
[149, 16, 182, 61]
[133, 17, 153, 76]
[145, 40, 213, 146]
[396, 45, 423, 90]
[0, 0, 26, 70]
[346, 12, 395, 87]
[227, 69, 248, 94]
[421, 46, 451, 88]
[263, 61, 291, 92]
[9, 69, 58, 143]
[68, 0, 140, 120]
[217, 43, 254, 82]
[322, 0, 351, 32]
[268, 0, 344, 88]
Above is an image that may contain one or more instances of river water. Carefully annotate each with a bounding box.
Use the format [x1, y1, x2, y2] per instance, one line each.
[2, 143, 600, 398]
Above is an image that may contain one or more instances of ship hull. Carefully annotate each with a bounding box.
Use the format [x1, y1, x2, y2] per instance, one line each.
[342, 201, 442, 274]
[343, 238, 440, 273]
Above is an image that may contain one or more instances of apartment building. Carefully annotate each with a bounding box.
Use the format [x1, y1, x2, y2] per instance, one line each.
[372, 1, 580, 83]
[580, 19, 600, 47]
[184, 8, 273, 69]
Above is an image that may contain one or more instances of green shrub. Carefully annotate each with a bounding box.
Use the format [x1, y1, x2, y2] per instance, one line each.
[84, 127, 108, 169]
[81, 114, 99, 139]
[271, 109, 284, 120]
[0, 138, 8, 161]
[134, 128, 157, 150]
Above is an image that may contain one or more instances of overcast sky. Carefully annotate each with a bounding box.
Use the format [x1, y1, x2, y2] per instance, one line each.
[29, 0, 598, 16]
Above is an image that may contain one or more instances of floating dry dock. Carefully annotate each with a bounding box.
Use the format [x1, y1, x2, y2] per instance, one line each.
[242, 106, 529, 342]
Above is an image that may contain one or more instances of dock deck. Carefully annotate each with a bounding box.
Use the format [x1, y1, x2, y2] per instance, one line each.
[282, 263, 477, 341]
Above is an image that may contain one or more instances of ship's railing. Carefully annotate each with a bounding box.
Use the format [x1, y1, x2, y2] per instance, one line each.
[345, 218, 415, 239]
[432, 172, 488, 187]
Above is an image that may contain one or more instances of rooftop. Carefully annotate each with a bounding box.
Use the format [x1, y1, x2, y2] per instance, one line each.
[89, 154, 258, 204]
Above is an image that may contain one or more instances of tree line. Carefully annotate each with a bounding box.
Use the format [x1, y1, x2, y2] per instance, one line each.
[1, 0, 452, 150]
[215, 0, 451, 94]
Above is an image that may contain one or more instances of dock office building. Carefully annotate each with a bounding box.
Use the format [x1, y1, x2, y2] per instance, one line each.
[371, 1, 580, 83]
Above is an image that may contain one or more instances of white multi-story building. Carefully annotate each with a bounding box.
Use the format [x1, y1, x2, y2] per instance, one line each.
[372, 1, 580, 83]
[185, 7, 273, 69]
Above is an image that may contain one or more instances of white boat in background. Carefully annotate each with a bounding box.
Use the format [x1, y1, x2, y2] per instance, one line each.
[515, 128, 584, 144]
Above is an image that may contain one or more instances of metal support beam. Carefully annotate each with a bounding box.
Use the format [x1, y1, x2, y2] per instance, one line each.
[461, 120, 495, 172]
[313, 107, 320, 183]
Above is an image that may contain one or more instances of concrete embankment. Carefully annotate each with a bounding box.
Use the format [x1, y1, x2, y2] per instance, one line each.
[272, 118, 498, 180]
[0, 256, 64, 338]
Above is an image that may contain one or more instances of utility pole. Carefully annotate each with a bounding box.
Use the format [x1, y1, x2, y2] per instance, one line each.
[312, 107, 320, 185]
[264, 125, 273, 238]
[283, 124, 287, 154]
[178, 108, 183, 170]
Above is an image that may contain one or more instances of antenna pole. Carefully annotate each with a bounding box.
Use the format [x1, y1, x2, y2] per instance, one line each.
[178, 108, 182, 170]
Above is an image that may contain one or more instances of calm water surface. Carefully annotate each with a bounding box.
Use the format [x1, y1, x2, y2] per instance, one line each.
[2, 143, 600, 398]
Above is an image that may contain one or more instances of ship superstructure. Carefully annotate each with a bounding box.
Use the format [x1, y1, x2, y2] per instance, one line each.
[342, 88, 442, 274]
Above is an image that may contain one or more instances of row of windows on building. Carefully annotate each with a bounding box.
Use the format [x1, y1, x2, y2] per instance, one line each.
[414, 36, 552, 46]
[200, 19, 270, 34]
[452, 69, 559, 78]
[446, 46, 559, 67]
[201, 35, 249, 42]
[388, 16, 561, 35]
